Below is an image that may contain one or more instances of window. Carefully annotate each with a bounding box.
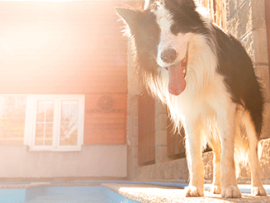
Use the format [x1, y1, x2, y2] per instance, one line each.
[24, 95, 85, 151]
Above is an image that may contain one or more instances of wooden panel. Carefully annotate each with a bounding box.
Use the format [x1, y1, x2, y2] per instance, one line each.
[166, 112, 186, 159]
[0, 1, 142, 145]
[266, 0, 270, 70]
[0, 1, 128, 94]
[138, 91, 155, 165]
[264, 0, 270, 139]
[166, 110, 212, 159]
[84, 94, 127, 145]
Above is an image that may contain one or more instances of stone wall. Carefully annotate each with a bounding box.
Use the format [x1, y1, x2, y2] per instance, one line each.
[227, 0, 270, 181]
[226, 0, 270, 139]
[203, 0, 270, 182]
[204, 0, 270, 183]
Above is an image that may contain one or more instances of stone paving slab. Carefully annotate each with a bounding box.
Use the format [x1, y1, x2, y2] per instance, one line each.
[103, 183, 270, 203]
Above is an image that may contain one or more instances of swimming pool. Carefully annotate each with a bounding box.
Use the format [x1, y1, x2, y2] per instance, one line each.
[0, 185, 140, 203]
[1, 181, 269, 203]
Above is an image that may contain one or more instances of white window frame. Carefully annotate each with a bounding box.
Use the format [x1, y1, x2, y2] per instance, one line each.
[24, 95, 85, 151]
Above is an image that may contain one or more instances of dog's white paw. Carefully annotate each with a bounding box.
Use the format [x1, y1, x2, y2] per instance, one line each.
[184, 186, 204, 197]
[208, 185, 221, 194]
[252, 186, 268, 196]
[221, 185, 241, 198]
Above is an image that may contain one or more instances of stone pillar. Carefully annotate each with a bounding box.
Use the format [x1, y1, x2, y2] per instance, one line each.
[126, 40, 142, 180]
[155, 99, 170, 163]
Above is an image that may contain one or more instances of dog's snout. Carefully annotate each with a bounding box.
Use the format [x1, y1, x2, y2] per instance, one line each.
[161, 49, 177, 63]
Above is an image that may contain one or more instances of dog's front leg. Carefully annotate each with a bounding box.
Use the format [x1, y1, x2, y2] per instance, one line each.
[217, 103, 241, 198]
[184, 118, 204, 197]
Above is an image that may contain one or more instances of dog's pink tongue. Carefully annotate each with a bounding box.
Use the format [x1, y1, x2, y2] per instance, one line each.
[168, 62, 186, 96]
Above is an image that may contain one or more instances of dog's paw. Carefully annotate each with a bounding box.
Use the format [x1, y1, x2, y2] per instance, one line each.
[221, 185, 241, 198]
[184, 186, 204, 197]
[252, 186, 267, 196]
[208, 185, 221, 194]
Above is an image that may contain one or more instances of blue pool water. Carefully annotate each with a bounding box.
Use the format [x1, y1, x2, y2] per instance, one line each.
[0, 186, 139, 203]
[0, 181, 269, 203]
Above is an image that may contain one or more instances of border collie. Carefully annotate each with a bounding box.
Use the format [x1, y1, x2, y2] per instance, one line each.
[116, 0, 267, 198]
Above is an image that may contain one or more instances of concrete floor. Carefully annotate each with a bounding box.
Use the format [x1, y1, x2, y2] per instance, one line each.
[103, 183, 270, 203]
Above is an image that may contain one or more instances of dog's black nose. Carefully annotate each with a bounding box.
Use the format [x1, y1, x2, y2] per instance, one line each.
[161, 49, 177, 63]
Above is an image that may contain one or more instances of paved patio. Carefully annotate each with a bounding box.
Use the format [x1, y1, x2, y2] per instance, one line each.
[103, 183, 270, 203]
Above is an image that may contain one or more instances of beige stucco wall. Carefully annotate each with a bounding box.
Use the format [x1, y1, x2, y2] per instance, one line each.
[0, 145, 127, 178]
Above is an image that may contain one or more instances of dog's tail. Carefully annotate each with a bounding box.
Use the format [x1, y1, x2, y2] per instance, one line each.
[234, 136, 249, 178]
[234, 108, 263, 178]
[234, 138, 264, 179]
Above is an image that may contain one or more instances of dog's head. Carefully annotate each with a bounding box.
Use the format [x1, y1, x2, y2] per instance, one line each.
[116, 0, 207, 95]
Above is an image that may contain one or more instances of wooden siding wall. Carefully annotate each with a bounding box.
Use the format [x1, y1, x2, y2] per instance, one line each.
[84, 94, 127, 145]
[0, 2, 127, 94]
[0, 1, 129, 145]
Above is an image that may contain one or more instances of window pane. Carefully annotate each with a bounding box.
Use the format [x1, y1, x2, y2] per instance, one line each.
[35, 100, 54, 146]
[46, 102, 54, 122]
[36, 101, 45, 122]
[35, 123, 44, 146]
[0, 96, 26, 145]
[60, 100, 78, 146]
[45, 123, 53, 146]
[36, 100, 54, 123]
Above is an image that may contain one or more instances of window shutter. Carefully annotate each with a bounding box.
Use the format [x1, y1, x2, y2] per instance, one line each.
[266, 0, 270, 76]
[138, 91, 155, 165]
[264, 0, 270, 139]
[166, 111, 186, 159]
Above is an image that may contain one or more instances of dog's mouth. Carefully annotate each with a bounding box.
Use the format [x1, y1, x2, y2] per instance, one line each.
[166, 51, 188, 96]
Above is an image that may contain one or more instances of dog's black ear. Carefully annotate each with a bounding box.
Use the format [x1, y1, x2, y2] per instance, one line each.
[178, 0, 196, 9]
[115, 8, 142, 28]
[165, 0, 196, 11]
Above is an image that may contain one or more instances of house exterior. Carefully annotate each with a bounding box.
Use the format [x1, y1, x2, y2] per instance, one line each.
[0, 0, 135, 179]
[126, 0, 270, 183]
[0, 0, 269, 184]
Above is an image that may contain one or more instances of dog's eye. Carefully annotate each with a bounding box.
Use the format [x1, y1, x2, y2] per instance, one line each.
[171, 24, 187, 35]
[191, 26, 198, 31]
